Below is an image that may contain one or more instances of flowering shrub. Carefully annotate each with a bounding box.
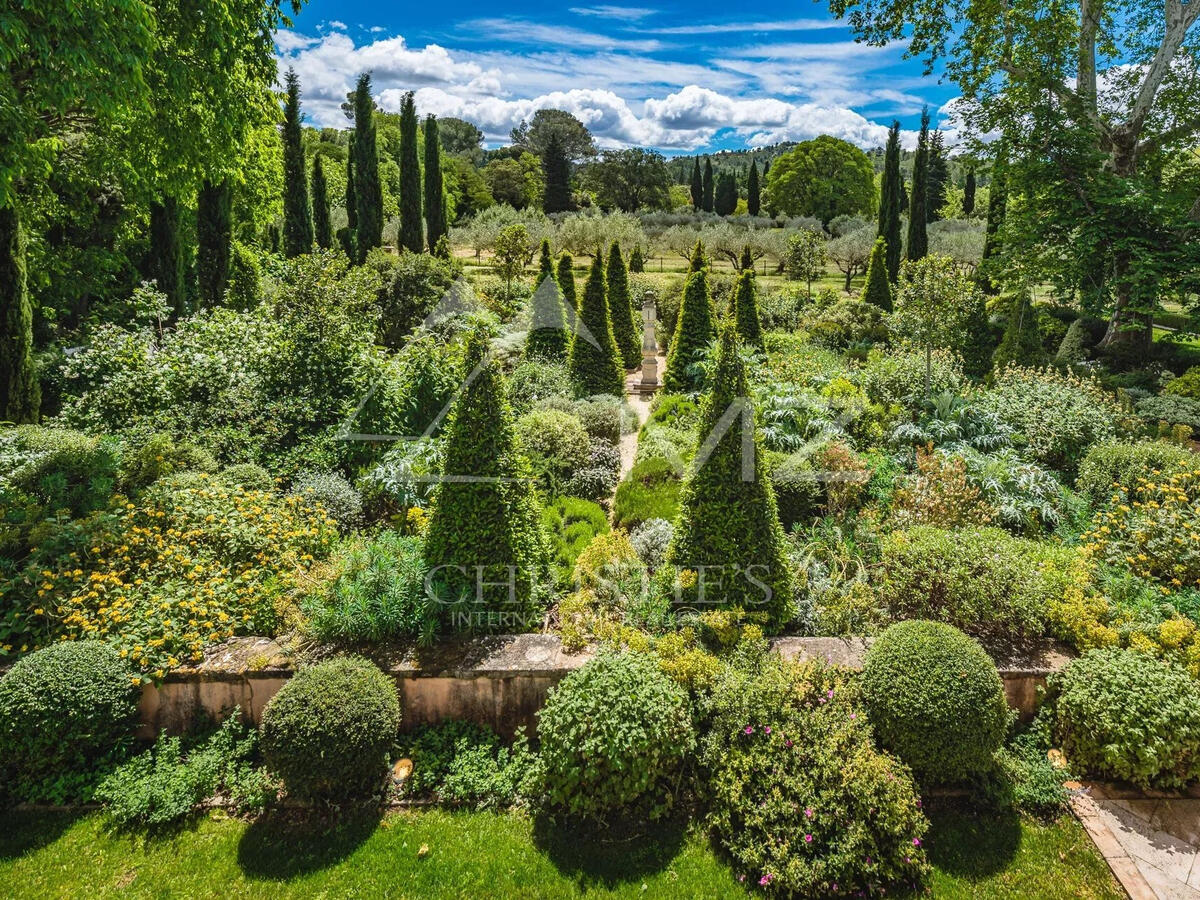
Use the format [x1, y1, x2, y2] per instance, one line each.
[890, 450, 993, 529]
[2, 474, 336, 679]
[1075, 441, 1194, 508]
[701, 656, 928, 896]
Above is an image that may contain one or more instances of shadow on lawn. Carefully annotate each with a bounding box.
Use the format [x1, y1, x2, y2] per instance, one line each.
[532, 812, 688, 889]
[0, 809, 84, 861]
[923, 799, 1023, 880]
[236, 805, 382, 880]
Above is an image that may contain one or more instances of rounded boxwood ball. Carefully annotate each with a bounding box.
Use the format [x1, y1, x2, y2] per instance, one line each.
[261, 656, 400, 801]
[860, 620, 1010, 783]
[0, 641, 140, 786]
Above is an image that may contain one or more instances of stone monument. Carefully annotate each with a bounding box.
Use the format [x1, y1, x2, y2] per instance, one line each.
[638, 291, 660, 395]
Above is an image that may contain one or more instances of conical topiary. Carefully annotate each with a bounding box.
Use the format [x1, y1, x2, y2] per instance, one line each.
[960, 287, 994, 378]
[732, 270, 764, 351]
[567, 250, 625, 397]
[992, 289, 1043, 370]
[557, 252, 577, 311]
[663, 324, 793, 626]
[862, 237, 893, 312]
[526, 243, 569, 361]
[423, 328, 551, 631]
[608, 242, 641, 369]
[663, 269, 715, 393]
[688, 239, 706, 273]
[629, 245, 645, 273]
[537, 238, 554, 282]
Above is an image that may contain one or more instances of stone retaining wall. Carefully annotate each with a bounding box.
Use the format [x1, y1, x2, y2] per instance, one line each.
[136, 634, 1073, 739]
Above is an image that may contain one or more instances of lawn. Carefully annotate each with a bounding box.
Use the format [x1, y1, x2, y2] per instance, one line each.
[0, 802, 1121, 899]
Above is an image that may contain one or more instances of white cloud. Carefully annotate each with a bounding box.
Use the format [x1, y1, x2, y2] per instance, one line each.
[648, 18, 844, 35]
[275, 31, 319, 53]
[568, 5, 657, 20]
[458, 19, 664, 53]
[327, 20, 347, 31]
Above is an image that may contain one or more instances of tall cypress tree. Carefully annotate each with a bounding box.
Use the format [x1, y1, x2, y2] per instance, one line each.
[702, 158, 715, 213]
[980, 145, 1008, 295]
[311, 156, 332, 250]
[862, 237, 893, 312]
[960, 287, 993, 378]
[340, 142, 358, 259]
[423, 327, 550, 630]
[148, 197, 185, 315]
[282, 68, 312, 258]
[732, 269, 764, 350]
[664, 323, 793, 625]
[197, 178, 232, 307]
[906, 107, 930, 262]
[398, 92, 423, 253]
[690, 158, 703, 210]
[926, 131, 948, 223]
[663, 269, 714, 393]
[567, 250, 625, 397]
[526, 239, 568, 361]
[963, 166, 977, 217]
[542, 131, 573, 213]
[608, 242, 640, 369]
[747, 159, 761, 216]
[538, 238, 554, 282]
[877, 121, 903, 281]
[423, 115, 447, 252]
[993, 288, 1042, 370]
[353, 73, 383, 261]
[714, 173, 737, 216]
[688, 239, 707, 273]
[0, 206, 39, 423]
[557, 253, 577, 311]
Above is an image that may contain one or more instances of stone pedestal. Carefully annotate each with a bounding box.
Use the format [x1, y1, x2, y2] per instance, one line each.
[638, 293, 659, 394]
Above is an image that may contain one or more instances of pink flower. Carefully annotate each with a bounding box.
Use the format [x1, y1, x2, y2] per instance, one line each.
[915, 799, 922, 808]
[764, 725, 772, 734]
[827, 689, 834, 698]
[804, 807, 814, 818]
[738, 875, 746, 883]
[785, 739, 793, 749]
[849, 713, 856, 720]
[804, 834, 813, 843]
[744, 725, 754, 735]
[759, 873, 774, 886]
[912, 838, 922, 847]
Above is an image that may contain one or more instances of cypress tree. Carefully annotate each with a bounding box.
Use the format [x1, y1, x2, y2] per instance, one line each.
[340, 144, 357, 259]
[423, 327, 550, 631]
[282, 68, 312, 258]
[663, 269, 715, 393]
[960, 288, 994, 378]
[899, 176, 908, 213]
[980, 145, 1008, 295]
[628, 245, 645, 273]
[714, 172, 737, 216]
[732, 269, 763, 350]
[690, 158, 703, 210]
[542, 131, 573, 213]
[664, 323, 793, 625]
[963, 167, 977, 217]
[556, 253, 577, 311]
[398, 92, 423, 253]
[148, 197, 185, 315]
[423, 115, 447, 252]
[526, 239, 569, 361]
[926, 131, 949, 223]
[196, 178, 231, 307]
[877, 121, 903, 281]
[311, 156, 332, 250]
[906, 107, 930, 262]
[0, 206, 39, 423]
[862, 237, 893, 312]
[992, 289, 1043, 370]
[608, 242, 640, 369]
[701, 159, 714, 213]
[747, 159, 761, 216]
[688, 239, 706, 273]
[567, 250, 625, 397]
[352, 73, 383, 261]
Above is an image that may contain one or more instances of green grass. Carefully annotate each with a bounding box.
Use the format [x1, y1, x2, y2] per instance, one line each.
[0, 802, 1121, 899]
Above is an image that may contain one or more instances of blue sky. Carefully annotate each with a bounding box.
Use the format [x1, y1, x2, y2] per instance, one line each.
[277, 1, 958, 153]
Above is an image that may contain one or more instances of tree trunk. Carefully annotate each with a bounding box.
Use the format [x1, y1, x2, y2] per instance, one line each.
[1097, 137, 1153, 355]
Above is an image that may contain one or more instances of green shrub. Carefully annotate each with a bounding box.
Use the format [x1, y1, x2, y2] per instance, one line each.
[542, 497, 609, 583]
[508, 359, 572, 415]
[118, 433, 218, 495]
[0, 641, 139, 802]
[1054, 318, 1093, 366]
[224, 241, 261, 310]
[701, 656, 928, 896]
[370, 249, 460, 348]
[303, 533, 429, 642]
[877, 526, 1078, 635]
[397, 720, 534, 810]
[1052, 649, 1200, 789]
[290, 470, 364, 531]
[1075, 440, 1193, 507]
[573, 394, 632, 445]
[630, 518, 674, 571]
[860, 347, 963, 408]
[764, 451, 823, 531]
[0, 425, 119, 518]
[613, 457, 681, 530]
[261, 656, 401, 801]
[861, 621, 1011, 784]
[535, 651, 693, 819]
[663, 269, 715, 393]
[515, 408, 591, 489]
[1136, 393, 1200, 431]
[1164, 366, 1200, 399]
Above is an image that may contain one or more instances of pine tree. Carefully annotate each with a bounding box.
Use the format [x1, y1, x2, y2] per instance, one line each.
[732, 269, 763, 350]
[567, 251, 625, 397]
[926, 131, 948, 223]
[747, 159, 761, 216]
[963, 167, 977, 217]
[398, 92, 423, 253]
[148, 197, 185, 315]
[282, 69, 312, 258]
[556, 253, 577, 311]
[608, 242, 640, 369]
[663, 268, 715, 393]
[877, 121, 903, 281]
[992, 289, 1043, 370]
[352, 73, 383, 261]
[542, 131, 573, 213]
[690, 158, 703, 210]
[960, 287, 994, 378]
[197, 178, 231, 307]
[688, 239, 706, 273]
[714, 172, 737, 216]
[664, 324, 793, 625]
[423, 115, 447, 252]
[906, 107, 930, 262]
[862, 237, 893, 312]
[311, 156, 332, 250]
[423, 328, 550, 631]
[526, 239, 569, 361]
[628, 245, 645, 273]
[702, 158, 715, 213]
[980, 145, 1008, 295]
[0, 206, 39, 423]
